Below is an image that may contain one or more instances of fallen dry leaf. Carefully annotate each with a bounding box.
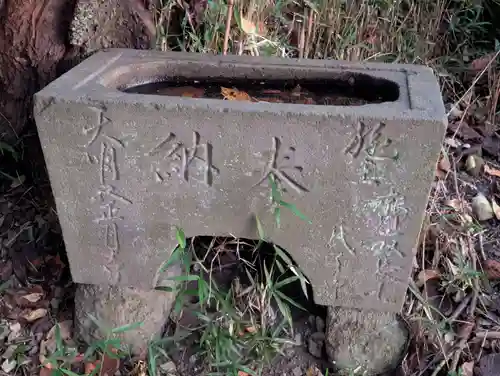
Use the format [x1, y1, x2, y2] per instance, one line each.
[417, 269, 440, 287]
[39, 366, 53, 376]
[245, 326, 257, 333]
[471, 52, 497, 72]
[306, 366, 324, 376]
[461, 361, 474, 376]
[155, 86, 205, 98]
[21, 308, 47, 322]
[180, 86, 205, 98]
[435, 167, 446, 180]
[438, 153, 451, 172]
[445, 198, 465, 212]
[484, 259, 500, 279]
[85, 360, 100, 375]
[240, 14, 257, 35]
[448, 121, 483, 141]
[10, 285, 45, 308]
[21, 292, 44, 304]
[40, 321, 75, 369]
[256, 21, 267, 35]
[484, 164, 500, 178]
[100, 349, 120, 376]
[221, 87, 254, 102]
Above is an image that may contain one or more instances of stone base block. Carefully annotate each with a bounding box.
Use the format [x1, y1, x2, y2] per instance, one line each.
[74, 283, 177, 354]
[325, 306, 409, 375]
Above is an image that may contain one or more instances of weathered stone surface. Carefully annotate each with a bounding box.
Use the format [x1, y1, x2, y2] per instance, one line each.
[325, 306, 409, 375]
[34, 49, 446, 311]
[74, 283, 177, 354]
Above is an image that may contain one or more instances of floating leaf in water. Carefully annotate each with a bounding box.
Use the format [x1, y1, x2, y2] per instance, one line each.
[221, 87, 253, 101]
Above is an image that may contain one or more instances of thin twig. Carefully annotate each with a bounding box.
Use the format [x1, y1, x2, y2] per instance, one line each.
[450, 321, 474, 371]
[478, 232, 486, 261]
[486, 71, 500, 136]
[475, 330, 500, 339]
[448, 294, 472, 323]
[450, 340, 467, 372]
[447, 49, 500, 117]
[477, 330, 488, 361]
[304, 8, 314, 58]
[430, 359, 446, 376]
[298, 15, 306, 59]
[467, 236, 479, 317]
[223, 0, 234, 55]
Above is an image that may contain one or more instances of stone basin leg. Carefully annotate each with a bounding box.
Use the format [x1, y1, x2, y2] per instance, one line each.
[74, 283, 177, 354]
[325, 306, 409, 375]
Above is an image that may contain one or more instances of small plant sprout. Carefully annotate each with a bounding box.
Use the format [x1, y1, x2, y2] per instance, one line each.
[41, 317, 142, 376]
[268, 175, 312, 227]
[153, 224, 311, 375]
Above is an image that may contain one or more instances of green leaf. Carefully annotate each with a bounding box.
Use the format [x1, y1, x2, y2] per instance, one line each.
[278, 200, 312, 224]
[111, 321, 143, 334]
[299, 276, 309, 300]
[273, 245, 293, 268]
[198, 279, 208, 305]
[255, 215, 265, 240]
[176, 227, 187, 249]
[82, 343, 98, 360]
[165, 274, 200, 282]
[158, 246, 182, 273]
[232, 4, 242, 30]
[54, 324, 63, 352]
[268, 175, 281, 202]
[273, 295, 292, 326]
[274, 275, 300, 289]
[273, 207, 281, 228]
[275, 290, 307, 312]
[275, 259, 285, 274]
[148, 344, 157, 376]
[272, 318, 288, 338]
[174, 294, 185, 314]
